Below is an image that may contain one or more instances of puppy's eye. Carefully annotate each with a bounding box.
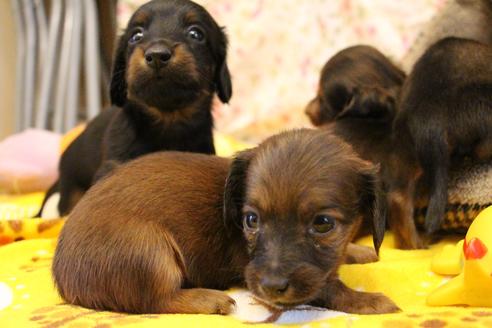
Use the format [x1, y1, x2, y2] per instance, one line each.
[243, 211, 259, 230]
[311, 215, 336, 235]
[129, 29, 144, 44]
[187, 26, 205, 42]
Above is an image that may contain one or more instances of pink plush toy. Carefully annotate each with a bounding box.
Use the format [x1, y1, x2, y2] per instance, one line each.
[0, 129, 61, 194]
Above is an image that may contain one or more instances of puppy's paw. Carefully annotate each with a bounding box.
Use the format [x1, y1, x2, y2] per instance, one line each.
[167, 288, 236, 314]
[345, 243, 378, 264]
[211, 292, 236, 315]
[355, 292, 400, 314]
[191, 289, 236, 315]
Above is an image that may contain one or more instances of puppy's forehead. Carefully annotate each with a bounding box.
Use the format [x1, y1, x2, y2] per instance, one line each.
[246, 130, 363, 214]
[130, 0, 213, 28]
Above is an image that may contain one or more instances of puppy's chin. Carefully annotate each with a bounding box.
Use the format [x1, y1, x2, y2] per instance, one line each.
[128, 75, 204, 109]
[245, 262, 329, 307]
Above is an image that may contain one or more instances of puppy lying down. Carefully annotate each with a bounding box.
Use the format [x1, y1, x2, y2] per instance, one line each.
[53, 129, 399, 315]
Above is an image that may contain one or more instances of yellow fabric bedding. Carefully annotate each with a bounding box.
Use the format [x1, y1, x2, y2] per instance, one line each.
[1, 134, 491, 327]
[0, 215, 491, 327]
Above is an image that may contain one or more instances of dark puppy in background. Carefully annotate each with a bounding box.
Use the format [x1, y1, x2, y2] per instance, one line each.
[305, 45, 404, 126]
[39, 0, 232, 216]
[53, 129, 398, 315]
[395, 37, 492, 235]
[305, 46, 423, 249]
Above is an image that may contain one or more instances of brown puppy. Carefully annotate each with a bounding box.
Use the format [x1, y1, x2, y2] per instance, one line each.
[38, 0, 232, 217]
[224, 130, 397, 313]
[305, 46, 422, 249]
[395, 37, 492, 235]
[306, 45, 405, 126]
[53, 129, 398, 315]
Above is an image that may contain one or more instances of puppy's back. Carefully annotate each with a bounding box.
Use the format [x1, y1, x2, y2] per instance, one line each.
[52, 152, 232, 313]
[397, 37, 492, 135]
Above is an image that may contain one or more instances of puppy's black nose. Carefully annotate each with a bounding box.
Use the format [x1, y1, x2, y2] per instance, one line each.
[259, 276, 289, 297]
[144, 45, 172, 69]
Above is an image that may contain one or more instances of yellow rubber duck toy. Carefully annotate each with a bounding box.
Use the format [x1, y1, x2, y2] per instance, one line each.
[427, 206, 492, 307]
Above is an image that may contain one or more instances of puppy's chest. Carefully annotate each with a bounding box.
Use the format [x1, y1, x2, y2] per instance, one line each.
[128, 116, 213, 153]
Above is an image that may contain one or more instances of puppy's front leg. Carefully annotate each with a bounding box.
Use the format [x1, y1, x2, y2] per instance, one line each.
[163, 289, 236, 314]
[345, 243, 378, 264]
[311, 279, 400, 314]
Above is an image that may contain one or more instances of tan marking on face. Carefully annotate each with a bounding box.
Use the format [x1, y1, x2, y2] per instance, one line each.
[173, 44, 200, 81]
[126, 47, 146, 92]
[132, 11, 149, 26]
[184, 11, 199, 24]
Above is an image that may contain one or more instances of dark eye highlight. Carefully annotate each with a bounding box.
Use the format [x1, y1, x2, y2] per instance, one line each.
[311, 215, 336, 235]
[243, 211, 259, 230]
[187, 26, 205, 42]
[129, 28, 144, 44]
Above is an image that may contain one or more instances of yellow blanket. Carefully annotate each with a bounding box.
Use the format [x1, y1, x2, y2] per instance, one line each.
[1, 133, 491, 327]
[0, 212, 491, 327]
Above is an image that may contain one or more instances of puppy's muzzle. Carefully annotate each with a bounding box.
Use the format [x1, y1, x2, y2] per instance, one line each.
[144, 43, 173, 70]
[259, 275, 290, 299]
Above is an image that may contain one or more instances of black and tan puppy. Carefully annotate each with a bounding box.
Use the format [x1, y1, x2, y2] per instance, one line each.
[305, 46, 423, 249]
[395, 37, 492, 235]
[39, 0, 232, 216]
[53, 129, 398, 315]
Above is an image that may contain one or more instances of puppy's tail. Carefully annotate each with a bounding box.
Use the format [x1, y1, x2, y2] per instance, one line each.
[416, 131, 449, 235]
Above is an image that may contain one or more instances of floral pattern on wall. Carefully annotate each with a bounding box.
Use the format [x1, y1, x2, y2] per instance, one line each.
[117, 0, 445, 142]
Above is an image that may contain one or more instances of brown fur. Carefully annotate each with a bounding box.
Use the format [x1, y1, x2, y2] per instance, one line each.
[53, 152, 247, 314]
[306, 45, 405, 127]
[306, 45, 424, 249]
[53, 129, 398, 315]
[224, 129, 399, 314]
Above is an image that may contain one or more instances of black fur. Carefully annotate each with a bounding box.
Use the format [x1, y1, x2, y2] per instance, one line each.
[395, 37, 492, 234]
[38, 0, 232, 216]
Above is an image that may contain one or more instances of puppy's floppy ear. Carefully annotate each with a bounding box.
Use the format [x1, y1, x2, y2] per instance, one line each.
[358, 163, 387, 254]
[336, 87, 397, 120]
[223, 148, 255, 229]
[110, 35, 128, 107]
[305, 97, 325, 126]
[214, 28, 232, 103]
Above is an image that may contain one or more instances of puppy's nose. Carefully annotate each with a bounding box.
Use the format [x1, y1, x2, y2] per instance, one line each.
[144, 45, 172, 69]
[259, 276, 289, 297]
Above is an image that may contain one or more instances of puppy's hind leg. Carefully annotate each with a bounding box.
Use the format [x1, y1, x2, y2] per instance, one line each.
[387, 185, 424, 249]
[54, 221, 235, 315]
[146, 229, 235, 314]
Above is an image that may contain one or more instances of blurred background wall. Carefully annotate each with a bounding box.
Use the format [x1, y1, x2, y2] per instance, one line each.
[1, 0, 444, 142]
[0, 2, 16, 140]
